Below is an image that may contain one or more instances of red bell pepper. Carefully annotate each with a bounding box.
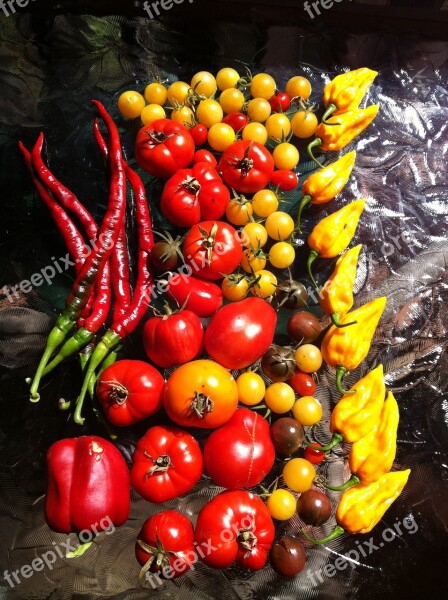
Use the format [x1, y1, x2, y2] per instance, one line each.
[45, 436, 130, 533]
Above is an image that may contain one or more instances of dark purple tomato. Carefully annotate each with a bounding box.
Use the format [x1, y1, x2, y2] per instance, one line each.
[261, 345, 296, 382]
[270, 537, 307, 577]
[296, 489, 332, 526]
[287, 311, 321, 343]
[276, 280, 308, 310]
[270, 417, 304, 455]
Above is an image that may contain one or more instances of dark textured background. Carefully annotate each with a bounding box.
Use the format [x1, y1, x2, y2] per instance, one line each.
[1, 2, 448, 599]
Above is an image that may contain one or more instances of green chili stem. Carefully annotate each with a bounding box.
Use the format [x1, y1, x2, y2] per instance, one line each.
[296, 195, 312, 232]
[331, 314, 358, 328]
[43, 327, 94, 376]
[66, 541, 93, 558]
[322, 474, 360, 492]
[336, 366, 355, 395]
[307, 250, 319, 291]
[307, 138, 324, 169]
[304, 432, 343, 453]
[321, 103, 337, 124]
[301, 525, 345, 545]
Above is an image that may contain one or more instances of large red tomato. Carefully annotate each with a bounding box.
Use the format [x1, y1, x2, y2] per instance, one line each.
[96, 360, 164, 427]
[182, 221, 243, 280]
[218, 140, 274, 194]
[135, 119, 195, 178]
[131, 425, 203, 503]
[142, 309, 204, 368]
[204, 297, 277, 369]
[161, 162, 230, 227]
[195, 490, 275, 570]
[203, 408, 275, 489]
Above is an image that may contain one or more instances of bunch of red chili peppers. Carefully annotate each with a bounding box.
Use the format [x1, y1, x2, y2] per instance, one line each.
[19, 101, 154, 425]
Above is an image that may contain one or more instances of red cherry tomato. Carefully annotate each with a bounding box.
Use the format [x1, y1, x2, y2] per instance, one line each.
[219, 140, 274, 194]
[222, 112, 249, 133]
[142, 309, 204, 368]
[269, 92, 291, 113]
[289, 370, 317, 396]
[96, 360, 164, 427]
[135, 118, 195, 178]
[270, 169, 298, 191]
[304, 443, 326, 465]
[190, 123, 208, 146]
[165, 274, 223, 318]
[193, 149, 217, 167]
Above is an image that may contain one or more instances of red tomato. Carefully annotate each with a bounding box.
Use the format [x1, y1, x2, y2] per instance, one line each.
[165, 274, 223, 318]
[204, 408, 275, 489]
[304, 443, 326, 465]
[289, 370, 317, 396]
[160, 162, 230, 227]
[190, 123, 208, 146]
[142, 309, 204, 368]
[96, 360, 164, 427]
[269, 91, 291, 112]
[222, 112, 249, 133]
[270, 169, 298, 191]
[219, 140, 274, 194]
[195, 490, 275, 570]
[204, 297, 277, 370]
[131, 425, 203, 503]
[136, 510, 195, 580]
[135, 118, 195, 178]
[193, 149, 217, 167]
[182, 220, 243, 280]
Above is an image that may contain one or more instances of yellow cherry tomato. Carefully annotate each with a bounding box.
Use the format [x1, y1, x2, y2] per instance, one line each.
[250, 73, 276, 100]
[208, 123, 236, 151]
[285, 76, 311, 100]
[265, 211, 295, 241]
[144, 82, 168, 106]
[292, 396, 323, 426]
[241, 248, 267, 273]
[171, 106, 195, 127]
[283, 458, 316, 492]
[236, 372, 266, 406]
[264, 382, 296, 413]
[265, 113, 292, 140]
[141, 103, 166, 125]
[191, 71, 217, 98]
[251, 189, 279, 218]
[225, 197, 253, 226]
[167, 81, 190, 107]
[216, 67, 240, 91]
[251, 269, 278, 299]
[221, 276, 250, 302]
[247, 98, 272, 123]
[291, 111, 319, 139]
[219, 88, 245, 114]
[294, 344, 323, 373]
[273, 143, 300, 170]
[197, 99, 223, 128]
[242, 222, 268, 249]
[266, 489, 297, 521]
[269, 242, 296, 269]
[117, 91, 145, 119]
[242, 122, 268, 145]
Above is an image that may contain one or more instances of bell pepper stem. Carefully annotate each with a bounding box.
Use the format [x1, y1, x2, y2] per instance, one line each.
[301, 525, 345, 545]
[331, 314, 358, 328]
[321, 103, 337, 124]
[66, 541, 93, 558]
[307, 250, 319, 290]
[304, 432, 343, 453]
[307, 138, 325, 169]
[43, 327, 94, 376]
[336, 366, 355, 395]
[296, 195, 312, 232]
[322, 474, 360, 491]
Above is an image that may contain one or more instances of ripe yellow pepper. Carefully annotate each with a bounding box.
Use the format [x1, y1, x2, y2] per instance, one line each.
[297, 151, 356, 231]
[349, 391, 399, 483]
[320, 297, 387, 394]
[323, 68, 378, 120]
[319, 244, 362, 327]
[307, 199, 365, 289]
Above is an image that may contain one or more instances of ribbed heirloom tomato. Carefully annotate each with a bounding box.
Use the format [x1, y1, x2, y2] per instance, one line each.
[219, 140, 274, 194]
[163, 359, 239, 428]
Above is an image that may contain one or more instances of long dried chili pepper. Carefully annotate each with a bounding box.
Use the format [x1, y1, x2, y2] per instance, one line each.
[28, 100, 126, 402]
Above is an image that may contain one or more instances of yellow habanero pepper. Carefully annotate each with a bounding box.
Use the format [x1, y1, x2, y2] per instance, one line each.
[319, 244, 362, 327]
[322, 67, 378, 121]
[308, 105, 379, 167]
[349, 391, 399, 484]
[320, 297, 387, 394]
[307, 199, 365, 289]
[297, 151, 356, 231]
[302, 470, 411, 544]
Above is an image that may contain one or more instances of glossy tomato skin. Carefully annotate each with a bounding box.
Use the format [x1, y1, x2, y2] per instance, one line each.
[205, 297, 277, 369]
[195, 490, 275, 570]
[222, 112, 249, 133]
[136, 510, 195, 579]
[96, 360, 164, 427]
[190, 124, 208, 146]
[182, 221, 243, 280]
[289, 370, 317, 396]
[164, 359, 239, 428]
[131, 426, 203, 503]
[219, 140, 274, 194]
[204, 408, 275, 489]
[269, 92, 291, 113]
[142, 310, 204, 368]
[270, 169, 298, 191]
[160, 163, 230, 227]
[135, 119, 195, 178]
[166, 274, 223, 318]
[193, 149, 217, 167]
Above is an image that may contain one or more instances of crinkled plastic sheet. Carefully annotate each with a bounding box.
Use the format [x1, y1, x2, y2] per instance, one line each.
[1, 12, 448, 600]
